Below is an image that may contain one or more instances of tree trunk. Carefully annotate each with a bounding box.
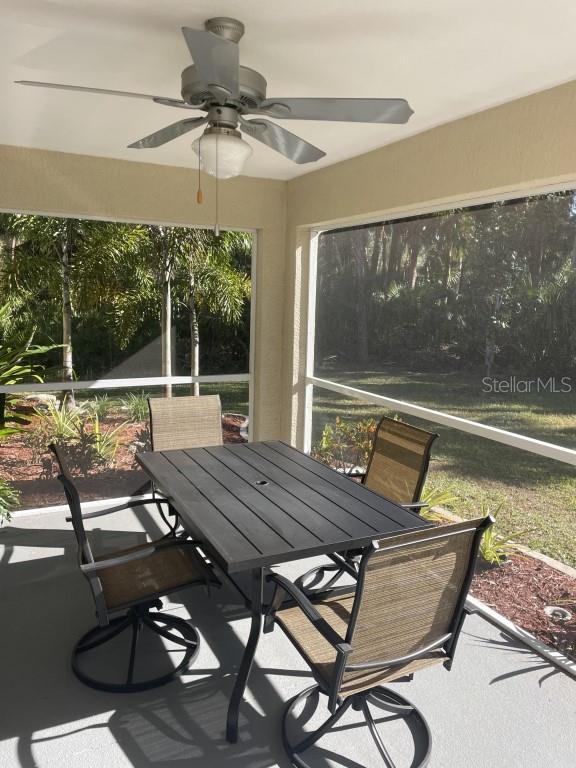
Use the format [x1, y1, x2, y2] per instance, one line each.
[160, 234, 172, 398]
[61, 223, 75, 407]
[571, 233, 576, 269]
[443, 246, 453, 290]
[351, 232, 369, 366]
[407, 245, 420, 290]
[387, 225, 403, 285]
[189, 269, 200, 396]
[457, 249, 465, 296]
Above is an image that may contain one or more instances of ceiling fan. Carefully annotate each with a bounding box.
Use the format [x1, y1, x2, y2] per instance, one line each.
[16, 17, 414, 178]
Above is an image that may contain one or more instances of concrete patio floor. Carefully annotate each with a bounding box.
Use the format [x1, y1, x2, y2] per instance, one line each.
[1, 501, 574, 768]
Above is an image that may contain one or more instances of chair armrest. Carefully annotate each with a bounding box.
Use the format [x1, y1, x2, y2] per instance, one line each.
[66, 497, 171, 523]
[81, 546, 157, 574]
[400, 501, 429, 510]
[265, 573, 349, 652]
[344, 469, 366, 480]
[81, 537, 215, 580]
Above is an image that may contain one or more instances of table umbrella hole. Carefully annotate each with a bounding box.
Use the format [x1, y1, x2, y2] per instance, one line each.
[255, 480, 269, 486]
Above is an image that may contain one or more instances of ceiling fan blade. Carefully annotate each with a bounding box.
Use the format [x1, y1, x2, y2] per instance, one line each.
[15, 80, 194, 108]
[240, 118, 325, 164]
[256, 97, 414, 124]
[128, 116, 207, 149]
[181, 27, 239, 104]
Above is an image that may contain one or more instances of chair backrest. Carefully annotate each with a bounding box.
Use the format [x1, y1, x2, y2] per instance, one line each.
[148, 394, 223, 452]
[49, 443, 94, 566]
[363, 416, 438, 504]
[340, 517, 491, 692]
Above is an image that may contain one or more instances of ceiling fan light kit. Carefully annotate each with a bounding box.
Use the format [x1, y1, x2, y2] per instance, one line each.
[16, 14, 413, 176]
[192, 127, 252, 179]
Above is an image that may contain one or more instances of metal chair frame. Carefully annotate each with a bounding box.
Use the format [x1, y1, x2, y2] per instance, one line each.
[266, 517, 493, 768]
[298, 415, 439, 594]
[50, 442, 218, 693]
[147, 394, 224, 534]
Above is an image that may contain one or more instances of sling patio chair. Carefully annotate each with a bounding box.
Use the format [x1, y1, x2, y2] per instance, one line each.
[298, 415, 438, 594]
[147, 394, 223, 533]
[265, 516, 492, 768]
[50, 442, 219, 693]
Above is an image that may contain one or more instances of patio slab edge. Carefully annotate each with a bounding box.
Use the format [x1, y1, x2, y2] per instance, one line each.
[466, 595, 576, 680]
[9, 494, 151, 518]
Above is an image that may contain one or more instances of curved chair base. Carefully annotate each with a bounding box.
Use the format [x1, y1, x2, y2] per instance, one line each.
[295, 559, 357, 596]
[72, 602, 200, 693]
[282, 684, 431, 768]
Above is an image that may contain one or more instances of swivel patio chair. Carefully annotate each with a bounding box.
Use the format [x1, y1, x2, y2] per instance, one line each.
[147, 394, 223, 533]
[298, 415, 438, 593]
[265, 516, 492, 768]
[50, 442, 219, 693]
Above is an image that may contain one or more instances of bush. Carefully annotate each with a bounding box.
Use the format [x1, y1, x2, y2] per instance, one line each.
[478, 503, 533, 565]
[0, 479, 19, 522]
[311, 416, 376, 471]
[85, 394, 113, 420]
[121, 392, 149, 422]
[26, 402, 125, 472]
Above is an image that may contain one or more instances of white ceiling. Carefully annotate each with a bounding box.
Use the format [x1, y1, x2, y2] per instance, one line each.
[2, 0, 576, 181]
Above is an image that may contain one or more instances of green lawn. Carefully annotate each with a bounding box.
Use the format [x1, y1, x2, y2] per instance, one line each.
[313, 368, 576, 567]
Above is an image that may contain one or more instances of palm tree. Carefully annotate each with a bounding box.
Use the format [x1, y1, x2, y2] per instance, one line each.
[2, 215, 146, 401]
[128, 226, 251, 397]
[174, 230, 251, 395]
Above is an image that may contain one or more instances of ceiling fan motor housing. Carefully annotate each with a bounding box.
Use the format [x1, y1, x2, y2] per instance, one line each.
[204, 17, 245, 43]
[181, 65, 267, 111]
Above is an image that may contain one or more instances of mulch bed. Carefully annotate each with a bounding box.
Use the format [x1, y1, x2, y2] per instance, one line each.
[471, 555, 576, 660]
[1, 411, 247, 509]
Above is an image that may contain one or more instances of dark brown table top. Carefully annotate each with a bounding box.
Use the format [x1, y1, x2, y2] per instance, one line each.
[137, 441, 431, 573]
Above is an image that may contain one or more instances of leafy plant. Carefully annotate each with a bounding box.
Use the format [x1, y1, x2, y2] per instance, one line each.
[25, 402, 124, 470]
[419, 486, 458, 520]
[0, 424, 21, 441]
[85, 394, 113, 420]
[89, 414, 124, 464]
[478, 503, 533, 565]
[34, 401, 84, 441]
[121, 392, 149, 422]
[23, 402, 81, 462]
[0, 303, 60, 431]
[311, 416, 377, 471]
[0, 478, 19, 523]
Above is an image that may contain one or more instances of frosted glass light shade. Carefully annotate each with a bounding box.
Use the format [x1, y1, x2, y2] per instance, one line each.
[192, 132, 252, 179]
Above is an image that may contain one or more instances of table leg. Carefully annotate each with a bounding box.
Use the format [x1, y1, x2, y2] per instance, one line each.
[226, 567, 264, 743]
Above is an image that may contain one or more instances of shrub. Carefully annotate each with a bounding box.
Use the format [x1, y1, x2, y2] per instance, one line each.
[89, 415, 124, 465]
[121, 392, 149, 422]
[26, 402, 125, 472]
[478, 503, 533, 565]
[85, 394, 113, 420]
[311, 416, 376, 471]
[0, 479, 19, 522]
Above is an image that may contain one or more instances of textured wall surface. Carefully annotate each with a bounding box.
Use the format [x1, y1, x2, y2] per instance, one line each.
[0, 144, 287, 440]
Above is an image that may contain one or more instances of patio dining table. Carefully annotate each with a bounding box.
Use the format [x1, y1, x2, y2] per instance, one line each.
[137, 440, 431, 742]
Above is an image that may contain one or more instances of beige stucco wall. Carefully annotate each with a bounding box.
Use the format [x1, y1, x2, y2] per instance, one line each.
[0, 144, 287, 440]
[282, 80, 576, 445]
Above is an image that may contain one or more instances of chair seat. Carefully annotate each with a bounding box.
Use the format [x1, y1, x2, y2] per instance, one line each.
[96, 541, 206, 611]
[276, 591, 444, 697]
